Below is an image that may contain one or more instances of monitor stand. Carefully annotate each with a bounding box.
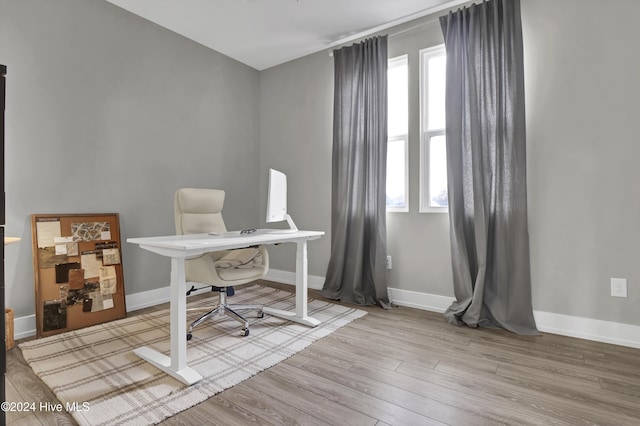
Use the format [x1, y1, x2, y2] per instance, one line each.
[268, 214, 298, 234]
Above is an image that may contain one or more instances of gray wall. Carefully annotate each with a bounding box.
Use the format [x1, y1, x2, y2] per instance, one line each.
[1, 0, 260, 319]
[522, 0, 640, 324]
[259, 0, 640, 327]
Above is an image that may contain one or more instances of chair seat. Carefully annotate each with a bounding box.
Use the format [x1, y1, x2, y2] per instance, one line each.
[218, 266, 267, 281]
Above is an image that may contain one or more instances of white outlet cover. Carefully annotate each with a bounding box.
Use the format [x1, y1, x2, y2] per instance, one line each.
[611, 278, 628, 298]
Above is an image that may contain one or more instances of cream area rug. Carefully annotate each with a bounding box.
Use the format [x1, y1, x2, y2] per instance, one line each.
[19, 285, 367, 426]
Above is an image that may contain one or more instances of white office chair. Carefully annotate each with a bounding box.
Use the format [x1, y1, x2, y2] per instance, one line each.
[175, 188, 269, 338]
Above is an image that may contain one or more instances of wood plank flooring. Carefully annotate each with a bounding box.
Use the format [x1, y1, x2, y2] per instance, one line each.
[6, 280, 640, 425]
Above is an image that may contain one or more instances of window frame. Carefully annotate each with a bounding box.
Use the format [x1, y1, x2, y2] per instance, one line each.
[386, 54, 409, 213]
[419, 45, 448, 213]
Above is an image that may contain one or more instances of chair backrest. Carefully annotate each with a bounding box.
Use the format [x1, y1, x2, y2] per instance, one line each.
[175, 188, 227, 235]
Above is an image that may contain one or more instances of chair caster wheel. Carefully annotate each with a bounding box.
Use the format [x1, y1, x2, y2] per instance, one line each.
[257, 311, 264, 319]
[186, 333, 192, 341]
[241, 328, 249, 337]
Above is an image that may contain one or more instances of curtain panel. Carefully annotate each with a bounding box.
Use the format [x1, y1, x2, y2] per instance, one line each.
[321, 35, 390, 308]
[440, 0, 538, 334]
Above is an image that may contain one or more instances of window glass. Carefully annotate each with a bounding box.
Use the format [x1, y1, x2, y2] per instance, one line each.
[387, 55, 409, 211]
[386, 138, 407, 209]
[427, 55, 446, 131]
[388, 57, 408, 138]
[428, 135, 448, 208]
[420, 46, 448, 212]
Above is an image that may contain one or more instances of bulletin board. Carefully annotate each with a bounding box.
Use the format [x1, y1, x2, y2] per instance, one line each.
[31, 213, 127, 338]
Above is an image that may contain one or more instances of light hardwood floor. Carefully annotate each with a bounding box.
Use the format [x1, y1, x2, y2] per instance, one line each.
[6, 280, 640, 425]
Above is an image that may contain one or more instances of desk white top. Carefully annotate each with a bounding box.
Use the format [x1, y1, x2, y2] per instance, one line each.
[127, 229, 324, 257]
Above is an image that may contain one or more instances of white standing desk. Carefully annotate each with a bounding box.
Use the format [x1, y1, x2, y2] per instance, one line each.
[127, 229, 324, 385]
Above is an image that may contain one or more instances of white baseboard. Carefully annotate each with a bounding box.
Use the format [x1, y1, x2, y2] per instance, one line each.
[533, 311, 640, 349]
[11, 272, 315, 340]
[387, 286, 640, 349]
[12, 278, 640, 350]
[126, 285, 171, 311]
[12, 286, 174, 340]
[14, 314, 36, 340]
[264, 268, 325, 290]
[387, 287, 455, 313]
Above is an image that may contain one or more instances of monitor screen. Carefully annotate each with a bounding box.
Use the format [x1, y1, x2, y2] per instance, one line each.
[266, 168, 298, 233]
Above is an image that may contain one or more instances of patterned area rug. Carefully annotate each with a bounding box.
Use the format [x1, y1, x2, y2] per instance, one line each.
[19, 285, 366, 425]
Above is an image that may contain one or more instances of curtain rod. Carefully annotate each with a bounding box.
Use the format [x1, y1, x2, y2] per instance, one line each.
[327, 20, 437, 58]
[327, 0, 468, 54]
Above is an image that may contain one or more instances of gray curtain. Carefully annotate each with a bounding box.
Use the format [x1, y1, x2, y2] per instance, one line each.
[321, 36, 390, 308]
[440, 0, 538, 334]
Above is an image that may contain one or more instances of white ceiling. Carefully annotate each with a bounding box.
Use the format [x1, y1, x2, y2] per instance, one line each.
[105, 0, 463, 70]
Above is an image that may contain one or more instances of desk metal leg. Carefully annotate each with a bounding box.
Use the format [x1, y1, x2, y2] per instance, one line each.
[133, 257, 203, 385]
[263, 240, 321, 327]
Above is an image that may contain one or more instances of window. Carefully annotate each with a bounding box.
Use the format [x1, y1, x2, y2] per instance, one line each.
[387, 55, 409, 212]
[419, 46, 448, 212]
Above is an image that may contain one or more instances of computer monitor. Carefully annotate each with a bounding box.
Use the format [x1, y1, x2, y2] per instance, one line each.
[266, 168, 298, 233]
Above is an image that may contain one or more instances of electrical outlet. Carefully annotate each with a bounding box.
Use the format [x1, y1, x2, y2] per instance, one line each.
[611, 278, 628, 298]
[386, 255, 392, 270]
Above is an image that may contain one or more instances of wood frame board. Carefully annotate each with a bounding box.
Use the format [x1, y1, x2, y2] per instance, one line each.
[31, 213, 127, 338]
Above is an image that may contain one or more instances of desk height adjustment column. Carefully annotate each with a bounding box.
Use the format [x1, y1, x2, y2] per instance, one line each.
[262, 239, 321, 327]
[132, 256, 203, 385]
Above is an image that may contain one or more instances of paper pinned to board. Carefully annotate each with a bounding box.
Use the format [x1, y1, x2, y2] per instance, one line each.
[36, 221, 61, 248]
[54, 236, 78, 256]
[99, 266, 117, 295]
[80, 253, 102, 279]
